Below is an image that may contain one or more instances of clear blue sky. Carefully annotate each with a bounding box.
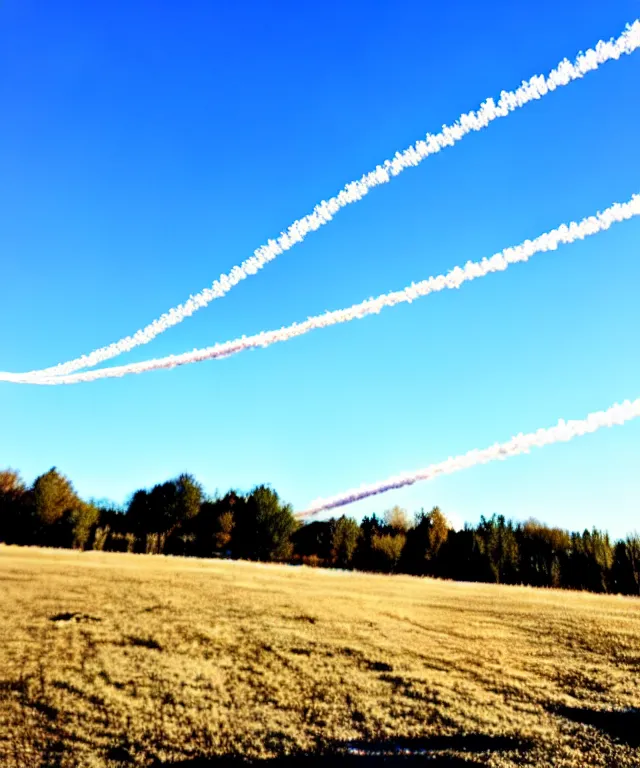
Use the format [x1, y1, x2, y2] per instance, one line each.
[1, 1, 639, 538]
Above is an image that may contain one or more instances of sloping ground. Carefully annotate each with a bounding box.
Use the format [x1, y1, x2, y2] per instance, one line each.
[0, 545, 638, 767]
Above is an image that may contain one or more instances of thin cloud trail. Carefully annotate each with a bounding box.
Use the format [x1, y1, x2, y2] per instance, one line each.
[5, 192, 638, 385]
[7, 18, 640, 382]
[296, 396, 640, 518]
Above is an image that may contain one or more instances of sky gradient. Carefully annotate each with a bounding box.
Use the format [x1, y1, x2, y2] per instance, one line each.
[1, 0, 639, 537]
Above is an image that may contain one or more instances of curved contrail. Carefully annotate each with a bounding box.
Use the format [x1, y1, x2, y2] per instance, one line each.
[4, 18, 639, 382]
[296, 396, 640, 517]
[5, 193, 638, 385]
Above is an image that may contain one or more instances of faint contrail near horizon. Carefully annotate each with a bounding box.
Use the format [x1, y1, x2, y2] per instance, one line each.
[5, 18, 639, 382]
[296, 396, 640, 518]
[3, 192, 638, 385]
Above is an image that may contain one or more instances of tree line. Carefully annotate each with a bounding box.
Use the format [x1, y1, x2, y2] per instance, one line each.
[0, 467, 638, 596]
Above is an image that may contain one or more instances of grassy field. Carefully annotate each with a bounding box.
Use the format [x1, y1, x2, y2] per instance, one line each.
[0, 545, 638, 767]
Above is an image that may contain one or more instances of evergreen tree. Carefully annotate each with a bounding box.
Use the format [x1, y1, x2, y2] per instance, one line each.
[233, 485, 298, 562]
[353, 514, 384, 571]
[611, 534, 640, 595]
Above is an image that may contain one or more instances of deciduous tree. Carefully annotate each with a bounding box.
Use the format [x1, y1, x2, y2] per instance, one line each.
[331, 516, 360, 568]
[371, 532, 406, 572]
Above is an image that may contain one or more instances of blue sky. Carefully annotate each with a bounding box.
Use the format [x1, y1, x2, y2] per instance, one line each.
[1, 0, 639, 538]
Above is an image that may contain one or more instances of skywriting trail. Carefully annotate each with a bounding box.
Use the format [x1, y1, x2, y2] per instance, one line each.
[297, 396, 640, 517]
[3, 18, 639, 382]
[4, 192, 638, 385]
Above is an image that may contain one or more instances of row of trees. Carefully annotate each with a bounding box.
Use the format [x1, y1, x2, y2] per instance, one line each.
[1, 467, 638, 596]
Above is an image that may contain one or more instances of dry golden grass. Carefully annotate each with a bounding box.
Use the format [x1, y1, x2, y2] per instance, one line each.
[0, 544, 639, 767]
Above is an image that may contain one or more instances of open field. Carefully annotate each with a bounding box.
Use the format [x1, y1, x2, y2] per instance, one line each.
[0, 545, 639, 767]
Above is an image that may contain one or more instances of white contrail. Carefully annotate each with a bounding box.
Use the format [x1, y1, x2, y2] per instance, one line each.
[296, 396, 640, 517]
[7, 18, 640, 382]
[4, 192, 638, 385]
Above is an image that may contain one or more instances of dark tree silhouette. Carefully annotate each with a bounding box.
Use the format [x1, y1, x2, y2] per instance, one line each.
[401, 507, 450, 575]
[291, 519, 334, 565]
[611, 534, 640, 595]
[0, 469, 33, 545]
[232, 485, 298, 562]
[353, 514, 384, 571]
[2, 462, 638, 597]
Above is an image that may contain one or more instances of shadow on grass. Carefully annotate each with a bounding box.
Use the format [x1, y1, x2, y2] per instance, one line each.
[553, 705, 640, 747]
[154, 734, 530, 766]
